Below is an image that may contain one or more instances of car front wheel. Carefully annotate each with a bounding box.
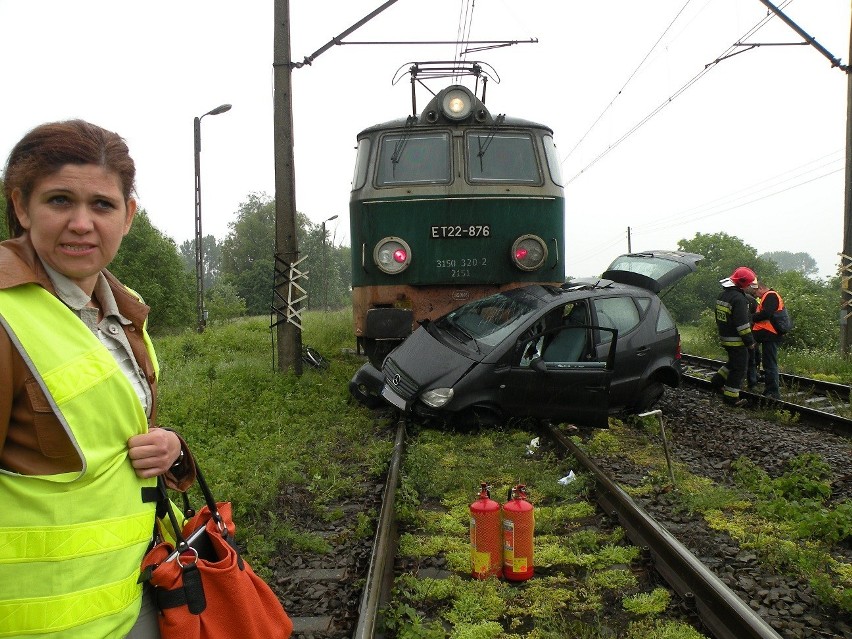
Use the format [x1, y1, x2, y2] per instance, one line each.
[452, 405, 505, 429]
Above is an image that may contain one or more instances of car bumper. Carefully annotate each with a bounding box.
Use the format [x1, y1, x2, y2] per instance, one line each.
[349, 362, 386, 407]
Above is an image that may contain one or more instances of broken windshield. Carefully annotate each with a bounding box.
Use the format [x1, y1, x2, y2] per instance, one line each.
[436, 290, 543, 349]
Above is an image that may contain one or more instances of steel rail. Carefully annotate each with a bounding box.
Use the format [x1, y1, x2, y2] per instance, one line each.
[681, 354, 852, 435]
[682, 354, 851, 402]
[353, 420, 406, 639]
[544, 422, 783, 639]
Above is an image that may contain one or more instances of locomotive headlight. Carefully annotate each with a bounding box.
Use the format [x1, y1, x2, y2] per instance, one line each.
[447, 97, 465, 113]
[420, 387, 454, 408]
[374, 237, 411, 274]
[511, 235, 548, 271]
[441, 87, 473, 121]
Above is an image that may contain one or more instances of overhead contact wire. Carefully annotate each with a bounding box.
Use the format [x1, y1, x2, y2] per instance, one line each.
[454, 0, 476, 80]
[637, 150, 842, 233]
[562, 0, 696, 164]
[566, 0, 795, 184]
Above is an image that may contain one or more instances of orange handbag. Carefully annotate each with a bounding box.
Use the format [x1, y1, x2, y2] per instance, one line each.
[140, 465, 293, 639]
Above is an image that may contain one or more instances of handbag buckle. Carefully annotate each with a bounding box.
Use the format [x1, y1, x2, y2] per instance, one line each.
[176, 544, 199, 567]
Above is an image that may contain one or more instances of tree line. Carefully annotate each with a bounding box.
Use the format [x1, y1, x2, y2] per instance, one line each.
[174, 193, 351, 326]
[663, 232, 840, 353]
[0, 181, 841, 349]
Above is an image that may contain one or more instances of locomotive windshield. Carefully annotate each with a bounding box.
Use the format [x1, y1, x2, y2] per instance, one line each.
[466, 132, 540, 184]
[372, 129, 548, 187]
[376, 132, 451, 185]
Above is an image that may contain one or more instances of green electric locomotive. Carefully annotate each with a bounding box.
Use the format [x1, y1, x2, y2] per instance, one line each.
[350, 62, 566, 366]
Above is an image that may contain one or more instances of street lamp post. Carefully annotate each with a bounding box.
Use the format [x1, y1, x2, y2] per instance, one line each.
[321, 215, 338, 310]
[194, 103, 232, 333]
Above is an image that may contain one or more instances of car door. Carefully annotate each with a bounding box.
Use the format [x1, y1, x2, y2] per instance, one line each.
[498, 325, 616, 427]
[590, 295, 646, 406]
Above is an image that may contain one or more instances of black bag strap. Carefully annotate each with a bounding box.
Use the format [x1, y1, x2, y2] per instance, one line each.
[180, 490, 195, 518]
[157, 456, 228, 545]
[155, 564, 207, 614]
[157, 476, 190, 549]
[138, 478, 196, 585]
[187, 463, 243, 566]
[191, 461, 228, 536]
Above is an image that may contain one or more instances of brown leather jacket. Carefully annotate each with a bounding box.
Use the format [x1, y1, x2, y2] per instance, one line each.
[0, 236, 192, 486]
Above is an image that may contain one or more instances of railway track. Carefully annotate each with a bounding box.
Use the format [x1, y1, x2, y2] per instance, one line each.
[681, 353, 852, 435]
[331, 417, 800, 638]
[281, 365, 851, 638]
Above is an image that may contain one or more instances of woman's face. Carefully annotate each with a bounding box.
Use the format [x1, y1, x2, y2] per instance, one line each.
[11, 164, 136, 296]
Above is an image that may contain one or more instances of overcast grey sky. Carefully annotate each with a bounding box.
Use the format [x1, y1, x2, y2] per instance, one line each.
[1, 0, 849, 279]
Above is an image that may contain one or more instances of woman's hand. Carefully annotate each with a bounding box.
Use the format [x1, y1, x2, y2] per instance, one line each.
[127, 428, 182, 478]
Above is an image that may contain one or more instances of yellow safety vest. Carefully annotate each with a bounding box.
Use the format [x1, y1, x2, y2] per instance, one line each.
[0, 284, 158, 639]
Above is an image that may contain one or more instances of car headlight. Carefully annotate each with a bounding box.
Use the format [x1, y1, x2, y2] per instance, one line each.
[374, 237, 411, 274]
[511, 235, 548, 271]
[420, 388, 454, 408]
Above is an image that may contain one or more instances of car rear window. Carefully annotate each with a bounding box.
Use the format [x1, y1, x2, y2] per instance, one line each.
[656, 302, 676, 332]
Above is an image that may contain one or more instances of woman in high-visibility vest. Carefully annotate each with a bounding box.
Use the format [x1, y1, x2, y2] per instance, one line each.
[751, 281, 785, 400]
[0, 120, 195, 638]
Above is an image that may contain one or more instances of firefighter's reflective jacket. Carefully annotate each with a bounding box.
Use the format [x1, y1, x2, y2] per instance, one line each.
[715, 286, 755, 348]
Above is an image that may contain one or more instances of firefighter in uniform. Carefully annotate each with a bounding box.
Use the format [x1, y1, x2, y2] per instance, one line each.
[710, 267, 757, 406]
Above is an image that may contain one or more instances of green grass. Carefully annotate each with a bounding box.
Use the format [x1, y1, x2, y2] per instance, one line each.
[590, 419, 852, 612]
[151, 310, 390, 568]
[388, 426, 709, 637]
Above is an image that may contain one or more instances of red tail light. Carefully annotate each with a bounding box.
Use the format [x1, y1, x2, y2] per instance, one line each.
[675, 336, 682, 359]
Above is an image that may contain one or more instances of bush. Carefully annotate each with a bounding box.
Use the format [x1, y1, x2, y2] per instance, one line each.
[206, 282, 247, 324]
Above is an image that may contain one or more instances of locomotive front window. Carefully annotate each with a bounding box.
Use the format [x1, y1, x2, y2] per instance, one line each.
[466, 132, 541, 184]
[376, 132, 451, 186]
[351, 138, 371, 191]
[542, 134, 564, 187]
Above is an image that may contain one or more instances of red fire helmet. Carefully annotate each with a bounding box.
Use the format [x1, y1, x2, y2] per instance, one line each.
[730, 266, 757, 288]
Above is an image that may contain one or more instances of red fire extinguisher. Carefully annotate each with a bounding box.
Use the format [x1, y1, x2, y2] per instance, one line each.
[469, 483, 503, 579]
[502, 484, 534, 581]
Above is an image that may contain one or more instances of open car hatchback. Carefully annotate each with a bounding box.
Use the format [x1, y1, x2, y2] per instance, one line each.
[349, 250, 702, 427]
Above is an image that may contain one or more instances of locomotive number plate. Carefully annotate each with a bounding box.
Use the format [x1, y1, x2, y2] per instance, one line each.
[431, 225, 490, 238]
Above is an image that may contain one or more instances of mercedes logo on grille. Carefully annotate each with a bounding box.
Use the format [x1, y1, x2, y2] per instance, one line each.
[392, 374, 401, 386]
